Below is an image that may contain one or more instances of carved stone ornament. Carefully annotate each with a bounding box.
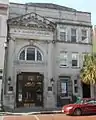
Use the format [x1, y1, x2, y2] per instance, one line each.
[29, 40, 34, 45]
[8, 12, 56, 31]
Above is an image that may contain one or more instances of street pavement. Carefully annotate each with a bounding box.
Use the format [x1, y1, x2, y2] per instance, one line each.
[2, 114, 96, 120]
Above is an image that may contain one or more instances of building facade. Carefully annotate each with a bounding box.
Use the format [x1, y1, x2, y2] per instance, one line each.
[3, 3, 93, 110]
[0, 1, 9, 106]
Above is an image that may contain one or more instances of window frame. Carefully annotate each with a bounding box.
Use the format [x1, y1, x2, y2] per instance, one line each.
[73, 79, 78, 94]
[59, 28, 67, 41]
[26, 47, 35, 61]
[60, 77, 69, 97]
[72, 53, 79, 67]
[0, 69, 2, 73]
[81, 29, 87, 41]
[59, 51, 68, 67]
[18, 46, 43, 62]
[71, 28, 77, 43]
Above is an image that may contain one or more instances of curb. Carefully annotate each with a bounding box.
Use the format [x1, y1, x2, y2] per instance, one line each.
[0, 110, 62, 116]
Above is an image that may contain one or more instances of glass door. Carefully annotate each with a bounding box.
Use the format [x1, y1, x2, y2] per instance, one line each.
[16, 72, 43, 107]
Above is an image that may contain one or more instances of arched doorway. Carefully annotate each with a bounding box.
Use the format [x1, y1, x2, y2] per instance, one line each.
[82, 82, 90, 98]
[16, 72, 44, 108]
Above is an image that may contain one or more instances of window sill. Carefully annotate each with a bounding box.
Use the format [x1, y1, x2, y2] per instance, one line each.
[57, 40, 92, 45]
[60, 96, 71, 99]
[71, 67, 80, 69]
[60, 65, 69, 68]
[14, 60, 44, 64]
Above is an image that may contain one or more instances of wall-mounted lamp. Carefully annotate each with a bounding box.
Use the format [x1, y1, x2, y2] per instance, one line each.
[4, 42, 8, 48]
[52, 40, 55, 44]
[50, 78, 54, 86]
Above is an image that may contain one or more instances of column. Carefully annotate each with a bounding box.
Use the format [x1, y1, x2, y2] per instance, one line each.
[46, 42, 55, 109]
[5, 37, 15, 109]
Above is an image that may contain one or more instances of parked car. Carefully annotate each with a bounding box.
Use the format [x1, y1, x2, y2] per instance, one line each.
[62, 98, 96, 116]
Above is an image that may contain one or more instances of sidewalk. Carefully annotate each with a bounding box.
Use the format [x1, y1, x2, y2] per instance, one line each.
[0, 107, 62, 116]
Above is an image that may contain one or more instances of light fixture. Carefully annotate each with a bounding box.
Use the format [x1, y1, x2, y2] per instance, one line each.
[8, 76, 11, 85]
[4, 42, 8, 48]
[50, 78, 54, 86]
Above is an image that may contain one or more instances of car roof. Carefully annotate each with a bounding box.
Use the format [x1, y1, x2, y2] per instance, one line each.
[82, 98, 96, 100]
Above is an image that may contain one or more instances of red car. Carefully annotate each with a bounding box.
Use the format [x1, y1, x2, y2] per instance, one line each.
[62, 98, 96, 116]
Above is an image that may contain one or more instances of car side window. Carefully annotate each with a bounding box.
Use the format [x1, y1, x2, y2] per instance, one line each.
[94, 100, 96, 105]
[86, 100, 95, 104]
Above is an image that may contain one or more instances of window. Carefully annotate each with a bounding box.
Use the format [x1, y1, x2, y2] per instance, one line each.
[19, 50, 25, 60]
[27, 48, 35, 60]
[60, 77, 69, 97]
[74, 79, 77, 84]
[61, 82, 68, 96]
[81, 30, 87, 41]
[72, 53, 79, 67]
[85, 99, 96, 105]
[37, 50, 42, 61]
[74, 80, 78, 93]
[19, 46, 43, 62]
[71, 28, 77, 42]
[0, 76, 2, 79]
[0, 69, 2, 73]
[60, 32, 66, 41]
[60, 28, 67, 41]
[82, 53, 87, 61]
[59, 52, 68, 67]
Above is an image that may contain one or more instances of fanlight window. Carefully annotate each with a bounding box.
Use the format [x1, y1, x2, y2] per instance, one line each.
[19, 47, 43, 61]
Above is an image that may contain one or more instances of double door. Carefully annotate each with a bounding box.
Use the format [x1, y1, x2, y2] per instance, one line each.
[16, 72, 43, 107]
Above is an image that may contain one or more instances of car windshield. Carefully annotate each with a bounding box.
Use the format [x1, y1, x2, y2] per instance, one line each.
[75, 99, 84, 104]
[75, 98, 96, 104]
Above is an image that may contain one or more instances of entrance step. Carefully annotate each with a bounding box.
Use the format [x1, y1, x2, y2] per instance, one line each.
[13, 107, 61, 113]
[14, 107, 43, 113]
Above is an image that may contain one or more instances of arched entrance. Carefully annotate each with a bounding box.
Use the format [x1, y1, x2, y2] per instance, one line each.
[16, 72, 44, 108]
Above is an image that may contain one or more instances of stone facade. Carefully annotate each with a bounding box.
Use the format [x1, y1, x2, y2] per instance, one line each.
[0, 1, 9, 106]
[3, 3, 93, 110]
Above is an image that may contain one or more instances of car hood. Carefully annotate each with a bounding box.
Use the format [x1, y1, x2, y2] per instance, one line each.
[64, 104, 75, 107]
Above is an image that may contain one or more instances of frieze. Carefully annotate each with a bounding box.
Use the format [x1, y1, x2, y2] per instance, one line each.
[10, 29, 53, 38]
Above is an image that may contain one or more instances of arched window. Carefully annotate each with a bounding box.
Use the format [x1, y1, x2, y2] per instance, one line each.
[19, 46, 43, 61]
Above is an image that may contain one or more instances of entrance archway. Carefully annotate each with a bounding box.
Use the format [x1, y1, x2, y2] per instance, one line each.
[16, 72, 44, 108]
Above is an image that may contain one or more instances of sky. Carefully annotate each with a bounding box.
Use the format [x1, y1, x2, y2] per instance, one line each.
[9, 0, 96, 25]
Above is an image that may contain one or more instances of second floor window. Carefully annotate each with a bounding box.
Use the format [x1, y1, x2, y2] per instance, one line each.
[60, 52, 68, 67]
[19, 46, 43, 62]
[71, 28, 77, 43]
[81, 29, 87, 41]
[60, 28, 67, 41]
[72, 53, 79, 67]
[60, 32, 66, 41]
